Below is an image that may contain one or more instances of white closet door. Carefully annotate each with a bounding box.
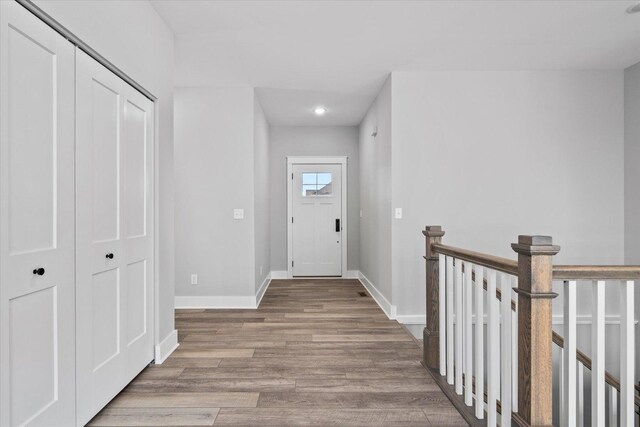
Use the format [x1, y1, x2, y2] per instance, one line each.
[0, 2, 76, 426]
[121, 76, 155, 382]
[75, 49, 154, 426]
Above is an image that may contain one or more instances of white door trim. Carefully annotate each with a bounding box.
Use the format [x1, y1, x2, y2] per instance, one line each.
[287, 156, 348, 279]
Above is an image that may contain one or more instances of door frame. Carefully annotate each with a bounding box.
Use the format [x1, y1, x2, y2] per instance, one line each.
[286, 156, 347, 279]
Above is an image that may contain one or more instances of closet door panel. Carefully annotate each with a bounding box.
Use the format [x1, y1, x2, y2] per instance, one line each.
[76, 49, 154, 426]
[0, 1, 76, 426]
[122, 89, 154, 379]
[75, 49, 127, 426]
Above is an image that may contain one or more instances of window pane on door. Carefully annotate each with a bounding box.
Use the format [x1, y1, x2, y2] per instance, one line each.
[301, 172, 332, 197]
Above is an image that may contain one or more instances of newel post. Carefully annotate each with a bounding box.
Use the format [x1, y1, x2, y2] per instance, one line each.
[423, 226, 445, 369]
[511, 236, 560, 427]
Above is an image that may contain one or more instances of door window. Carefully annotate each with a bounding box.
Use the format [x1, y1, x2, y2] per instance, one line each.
[302, 172, 332, 196]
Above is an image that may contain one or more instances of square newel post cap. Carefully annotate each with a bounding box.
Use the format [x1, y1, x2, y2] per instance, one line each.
[423, 226, 445, 238]
[511, 235, 560, 256]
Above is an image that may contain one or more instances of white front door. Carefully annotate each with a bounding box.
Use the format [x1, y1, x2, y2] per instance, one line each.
[0, 2, 76, 425]
[75, 49, 154, 426]
[291, 164, 342, 276]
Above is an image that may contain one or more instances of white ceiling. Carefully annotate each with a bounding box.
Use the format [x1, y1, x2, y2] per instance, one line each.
[150, 0, 640, 126]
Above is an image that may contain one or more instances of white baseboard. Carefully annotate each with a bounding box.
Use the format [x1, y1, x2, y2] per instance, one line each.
[395, 315, 425, 325]
[256, 273, 272, 306]
[154, 329, 179, 364]
[175, 295, 257, 309]
[357, 271, 397, 320]
[270, 270, 288, 279]
[175, 271, 276, 309]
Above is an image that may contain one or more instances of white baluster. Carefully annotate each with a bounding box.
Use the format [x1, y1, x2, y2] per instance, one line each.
[620, 280, 634, 426]
[592, 280, 605, 426]
[577, 361, 584, 427]
[464, 262, 473, 406]
[500, 273, 512, 425]
[474, 266, 485, 419]
[511, 295, 518, 413]
[559, 348, 565, 424]
[446, 256, 454, 385]
[563, 280, 577, 427]
[608, 385, 618, 427]
[439, 255, 446, 377]
[487, 268, 498, 427]
[455, 259, 463, 395]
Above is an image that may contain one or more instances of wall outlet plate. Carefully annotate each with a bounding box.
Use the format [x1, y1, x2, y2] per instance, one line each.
[233, 209, 244, 220]
[395, 208, 402, 219]
[191, 274, 198, 285]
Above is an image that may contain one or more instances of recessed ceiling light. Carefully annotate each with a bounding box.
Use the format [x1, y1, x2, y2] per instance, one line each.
[627, 2, 640, 13]
[314, 107, 327, 115]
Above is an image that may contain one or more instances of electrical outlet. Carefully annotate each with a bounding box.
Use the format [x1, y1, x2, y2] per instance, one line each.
[233, 209, 244, 220]
[191, 274, 198, 285]
[395, 208, 402, 219]
[359, 209, 363, 218]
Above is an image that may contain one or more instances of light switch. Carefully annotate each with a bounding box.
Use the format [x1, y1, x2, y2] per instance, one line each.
[233, 209, 244, 220]
[359, 209, 363, 218]
[191, 274, 198, 285]
[395, 208, 402, 219]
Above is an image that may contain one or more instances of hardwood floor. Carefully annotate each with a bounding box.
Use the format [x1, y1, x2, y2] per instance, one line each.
[88, 279, 467, 426]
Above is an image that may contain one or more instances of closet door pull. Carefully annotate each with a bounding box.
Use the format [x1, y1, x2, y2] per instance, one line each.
[32, 268, 45, 276]
[106, 253, 114, 259]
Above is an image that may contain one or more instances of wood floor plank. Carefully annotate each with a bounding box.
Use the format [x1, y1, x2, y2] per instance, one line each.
[171, 349, 255, 358]
[107, 392, 259, 408]
[87, 408, 219, 426]
[88, 279, 466, 426]
[126, 378, 296, 393]
[159, 358, 223, 368]
[180, 367, 347, 380]
[294, 378, 437, 393]
[312, 334, 413, 342]
[213, 408, 429, 426]
[257, 392, 451, 409]
[133, 367, 185, 380]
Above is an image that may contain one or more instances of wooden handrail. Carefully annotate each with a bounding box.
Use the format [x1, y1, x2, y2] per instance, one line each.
[553, 265, 640, 280]
[431, 242, 518, 276]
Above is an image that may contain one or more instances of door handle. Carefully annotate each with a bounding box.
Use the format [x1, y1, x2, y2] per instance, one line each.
[106, 253, 114, 259]
[32, 267, 45, 276]
[335, 219, 340, 232]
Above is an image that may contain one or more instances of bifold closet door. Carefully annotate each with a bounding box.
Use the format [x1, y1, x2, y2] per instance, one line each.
[75, 50, 155, 426]
[0, 1, 76, 426]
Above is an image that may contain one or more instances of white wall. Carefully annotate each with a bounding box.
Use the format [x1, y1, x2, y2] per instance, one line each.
[33, 0, 177, 344]
[359, 71, 624, 321]
[625, 62, 640, 264]
[253, 96, 271, 294]
[174, 87, 256, 302]
[269, 126, 360, 272]
[391, 71, 624, 317]
[358, 77, 393, 307]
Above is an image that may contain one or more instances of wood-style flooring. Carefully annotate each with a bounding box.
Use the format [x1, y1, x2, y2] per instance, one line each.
[88, 279, 467, 426]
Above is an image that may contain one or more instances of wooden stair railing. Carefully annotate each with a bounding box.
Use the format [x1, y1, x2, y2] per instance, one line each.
[424, 226, 559, 427]
[466, 261, 640, 408]
[423, 225, 640, 427]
